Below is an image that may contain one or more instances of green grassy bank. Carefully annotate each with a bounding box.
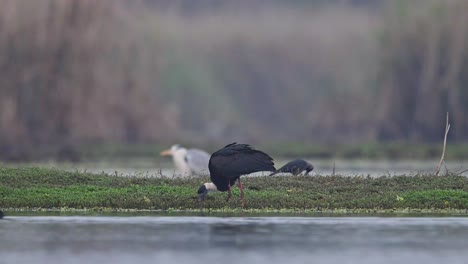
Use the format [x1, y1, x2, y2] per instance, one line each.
[1, 167, 468, 213]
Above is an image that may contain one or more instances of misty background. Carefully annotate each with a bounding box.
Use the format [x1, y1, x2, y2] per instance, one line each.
[0, 0, 467, 161]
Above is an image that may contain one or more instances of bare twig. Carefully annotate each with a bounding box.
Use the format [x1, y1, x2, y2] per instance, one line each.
[435, 112, 450, 175]
[444, 163, 449, 175]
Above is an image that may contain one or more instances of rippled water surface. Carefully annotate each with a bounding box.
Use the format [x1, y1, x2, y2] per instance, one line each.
[1, 215, 468, 264]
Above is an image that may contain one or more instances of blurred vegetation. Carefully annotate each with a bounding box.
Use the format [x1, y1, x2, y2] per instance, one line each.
[377, 0, 468, 142]
[1, 167, 467, 211]
[0, 0, 169, 161]
[77, 142, 468, 161]
[0, 0, 467, 161]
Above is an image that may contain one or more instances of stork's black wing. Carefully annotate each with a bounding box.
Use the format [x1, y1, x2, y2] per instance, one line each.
[208, 143, 275, 191]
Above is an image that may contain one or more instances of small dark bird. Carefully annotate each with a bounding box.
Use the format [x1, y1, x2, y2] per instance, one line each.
[197, 143, 275, 207]
[0, 210, 4, 219]
[269, 159, 314, 176]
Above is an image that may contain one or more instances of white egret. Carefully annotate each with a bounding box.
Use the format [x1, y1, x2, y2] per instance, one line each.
[160, 144, 210, 176]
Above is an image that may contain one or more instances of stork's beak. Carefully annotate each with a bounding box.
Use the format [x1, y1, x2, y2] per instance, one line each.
[197, 185, 208, 207]
[198, 193, 207, 210]
[199, 193, 206, 203]
[160, 149, 172, 156]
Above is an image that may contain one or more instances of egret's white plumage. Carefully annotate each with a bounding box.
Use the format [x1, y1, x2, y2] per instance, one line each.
[160, 144, 210, 176]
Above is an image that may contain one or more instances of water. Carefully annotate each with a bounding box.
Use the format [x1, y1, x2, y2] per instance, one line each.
[15, 159, 468, 177]
[1, 215, 468, 264]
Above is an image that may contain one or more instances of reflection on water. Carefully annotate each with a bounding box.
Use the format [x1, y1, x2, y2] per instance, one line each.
[1, 216, 468, 264]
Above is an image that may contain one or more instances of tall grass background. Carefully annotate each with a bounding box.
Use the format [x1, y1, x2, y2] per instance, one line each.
[0, 0, 467, 160]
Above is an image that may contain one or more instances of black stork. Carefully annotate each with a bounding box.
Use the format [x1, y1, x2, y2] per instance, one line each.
[269, 159, 314, 176]
[197, 143, 275, 207]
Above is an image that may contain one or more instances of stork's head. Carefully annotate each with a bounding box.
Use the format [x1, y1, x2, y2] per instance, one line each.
[197, 182, 218, 203]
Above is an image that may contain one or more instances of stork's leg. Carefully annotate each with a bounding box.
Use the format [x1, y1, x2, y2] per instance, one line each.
[238, 178, 245, 208]
[226, 183, 232, 202]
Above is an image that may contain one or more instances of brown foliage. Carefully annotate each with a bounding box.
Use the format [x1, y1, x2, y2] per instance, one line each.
[1, 1, 468, 161]
[0, 0, 166, 160]
[155, 7, 379, 144]
[377, 0, 468, 142]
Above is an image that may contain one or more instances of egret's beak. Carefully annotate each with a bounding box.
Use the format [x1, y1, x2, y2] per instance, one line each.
[160, 149, 172, 156]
